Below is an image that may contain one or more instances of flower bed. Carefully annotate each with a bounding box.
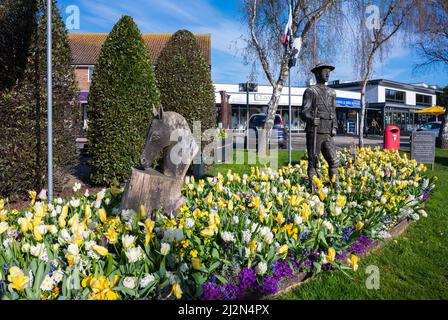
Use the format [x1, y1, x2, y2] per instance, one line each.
[0, 147, 436, 300]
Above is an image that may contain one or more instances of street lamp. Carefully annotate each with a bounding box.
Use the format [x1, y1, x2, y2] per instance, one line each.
[47, 0, 53, 201]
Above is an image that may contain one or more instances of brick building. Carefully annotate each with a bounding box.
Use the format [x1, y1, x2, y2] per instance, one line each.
[68, 33, 211, 128]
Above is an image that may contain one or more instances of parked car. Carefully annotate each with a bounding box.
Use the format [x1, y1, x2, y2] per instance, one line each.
[410, 121, 442, 142]
[244, 114, 288, 149]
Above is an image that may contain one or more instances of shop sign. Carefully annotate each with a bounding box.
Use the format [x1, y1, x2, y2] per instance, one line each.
[336, 97, 361, 108]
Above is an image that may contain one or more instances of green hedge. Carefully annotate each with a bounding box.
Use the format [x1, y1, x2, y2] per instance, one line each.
[0, 0, 80, 198]
[155, 29, 216, 135]
[87, 16, 160, 185]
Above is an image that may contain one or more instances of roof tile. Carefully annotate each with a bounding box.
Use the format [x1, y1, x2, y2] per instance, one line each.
[68, 33, 211, 66]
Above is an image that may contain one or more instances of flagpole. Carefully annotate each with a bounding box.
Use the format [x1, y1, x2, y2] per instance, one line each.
[47, 0, 53, 201]
[288, 65, 292, 164]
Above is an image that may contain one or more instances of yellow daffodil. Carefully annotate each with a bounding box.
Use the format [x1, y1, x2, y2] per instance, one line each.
[327, 247, 336, 262]
[144, 218, 155, 245]
[29, 191, 37, 205]
[104, 226, 118, 244]
[7, 266, 29, 292]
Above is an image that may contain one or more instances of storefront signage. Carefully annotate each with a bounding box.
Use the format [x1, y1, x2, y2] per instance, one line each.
[411, 131, 435, 169]
[254, 94, 271, 101]
[336, 97, 361, 108]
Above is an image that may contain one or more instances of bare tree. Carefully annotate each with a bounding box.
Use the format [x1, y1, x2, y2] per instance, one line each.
[413, 0, 448, 70]
[351, 0, 415, 147]
[241, 0, 338, 151]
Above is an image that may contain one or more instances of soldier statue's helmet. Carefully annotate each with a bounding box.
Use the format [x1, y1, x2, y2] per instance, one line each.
[311, 62, 335, 74]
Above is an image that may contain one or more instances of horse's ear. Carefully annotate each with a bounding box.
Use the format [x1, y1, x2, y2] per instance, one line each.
[152, 104, 159, 118]
[159, 105, 164, 120]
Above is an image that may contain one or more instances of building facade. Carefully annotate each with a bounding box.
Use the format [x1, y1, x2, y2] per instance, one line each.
[214, 83, 361, 134]
[329, 79, 441, 135]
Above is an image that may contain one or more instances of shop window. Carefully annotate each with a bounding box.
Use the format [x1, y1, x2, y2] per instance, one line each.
[416, 94, 432, 106]
[385, 89, 405, 103]
[87, 66, 94, 82]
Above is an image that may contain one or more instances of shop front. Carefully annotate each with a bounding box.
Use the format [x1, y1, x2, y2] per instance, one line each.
[335, 97, 361, 135]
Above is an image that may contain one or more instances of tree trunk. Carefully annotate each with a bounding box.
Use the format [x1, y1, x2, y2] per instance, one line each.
[439, 108, 448, 149]
[359, 54, 374, 148]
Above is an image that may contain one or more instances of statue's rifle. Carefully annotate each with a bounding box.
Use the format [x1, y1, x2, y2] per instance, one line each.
[312, 87, 321, 179]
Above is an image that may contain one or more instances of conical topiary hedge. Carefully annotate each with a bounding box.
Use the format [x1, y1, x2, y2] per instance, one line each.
[87, 16, 160, 185]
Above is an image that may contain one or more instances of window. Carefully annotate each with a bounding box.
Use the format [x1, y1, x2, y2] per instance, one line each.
[385, 89, 406, 103]
[87, 66, 94, 82]
[416, 94, 432, 106]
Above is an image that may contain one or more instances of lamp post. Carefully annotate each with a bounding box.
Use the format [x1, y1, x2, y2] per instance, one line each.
[47, 0, 53, 201]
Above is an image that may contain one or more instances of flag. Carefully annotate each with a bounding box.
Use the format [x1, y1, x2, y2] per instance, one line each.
[282, 4, 293, 47]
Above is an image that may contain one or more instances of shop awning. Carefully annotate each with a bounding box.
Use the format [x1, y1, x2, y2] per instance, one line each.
[416, 105, 446, 115]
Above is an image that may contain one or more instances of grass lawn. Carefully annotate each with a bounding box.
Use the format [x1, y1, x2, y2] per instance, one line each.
[209, 148, 448, 300]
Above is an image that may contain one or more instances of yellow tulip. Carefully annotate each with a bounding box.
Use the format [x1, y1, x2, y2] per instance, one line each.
[67, 254, 77, 266]
[347, 255, 359, 271]
[192, 257, 202, 270]
[171, 283, 183, 299]
[92, 245, 109, 256]
[277, 244, 288, 256]
[355, 221, 364, 231]
[0, 199, 5, 211]
[85, 204, 91, 224]
[200, 226, 215, 238]
[327, 247, 336, 263]
[206, 192, 213, 205]
[59, 205, 68, 228]
[33, 229, 43, 242]
[0, 221, 9, 235]
[98, 208, 107, 223]
[139, 204, 147, 218]
[209, 213, 220, 226]
[7, 266, 29, 292]
[276, 195, 284, 207]
[227, 200, 233, 211]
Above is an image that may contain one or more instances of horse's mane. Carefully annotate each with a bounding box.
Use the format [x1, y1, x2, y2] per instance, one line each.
[161, 111, 191, 133]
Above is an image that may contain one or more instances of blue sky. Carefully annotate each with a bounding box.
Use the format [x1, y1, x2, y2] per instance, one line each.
[58, 0, 447, 87]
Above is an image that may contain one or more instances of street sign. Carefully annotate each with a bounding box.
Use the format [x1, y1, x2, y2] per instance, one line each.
[239, 82, 258, 92]
[411, 131, 435, 169]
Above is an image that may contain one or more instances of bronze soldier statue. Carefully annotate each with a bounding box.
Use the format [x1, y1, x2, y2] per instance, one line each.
[300, 63, 339, 192]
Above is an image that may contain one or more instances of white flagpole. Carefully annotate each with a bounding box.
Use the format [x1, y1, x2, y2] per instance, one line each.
[47, 0, 53, 201]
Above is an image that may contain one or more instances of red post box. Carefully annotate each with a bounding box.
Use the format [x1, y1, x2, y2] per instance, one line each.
[384, 125, 400, 150]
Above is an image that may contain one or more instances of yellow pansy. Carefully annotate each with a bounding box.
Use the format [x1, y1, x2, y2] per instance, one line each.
[7, 266, 29, 292]
[190, 249, 198, 257]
